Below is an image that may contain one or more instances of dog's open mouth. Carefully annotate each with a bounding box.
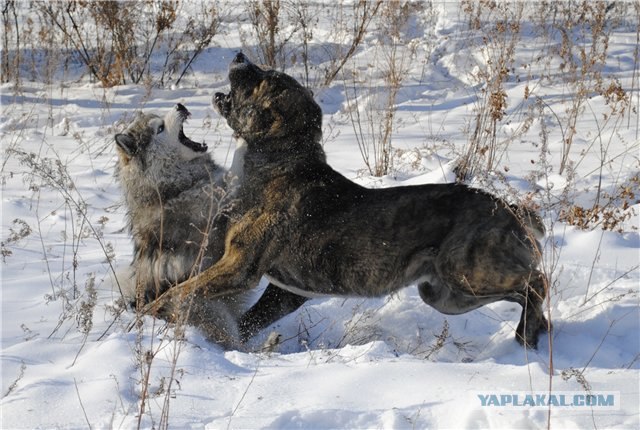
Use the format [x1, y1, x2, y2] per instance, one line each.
[176, 103, 208, 153]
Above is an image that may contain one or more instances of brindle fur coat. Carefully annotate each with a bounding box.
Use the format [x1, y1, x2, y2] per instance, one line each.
[159, 54, 550, 348]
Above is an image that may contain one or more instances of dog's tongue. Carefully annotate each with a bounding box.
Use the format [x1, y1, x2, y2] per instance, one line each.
[179, 128, 208, 153]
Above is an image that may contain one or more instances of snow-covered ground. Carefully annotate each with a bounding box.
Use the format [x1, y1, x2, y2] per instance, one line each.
[1, 2, 638, 429]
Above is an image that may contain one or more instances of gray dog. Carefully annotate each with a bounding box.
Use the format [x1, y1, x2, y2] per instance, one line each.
[114, 104, 305, 347]
[157, 54, 550, 348]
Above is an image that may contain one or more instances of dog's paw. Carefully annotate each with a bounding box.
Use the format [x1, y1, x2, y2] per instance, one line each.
[213, 92, 231, 117]
[260, 331, 282, 354]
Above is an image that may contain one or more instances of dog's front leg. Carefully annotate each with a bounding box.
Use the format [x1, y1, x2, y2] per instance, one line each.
[180, 244, 260, 299]
[146, 209, 280, 316]
[139, 257, 254, 319]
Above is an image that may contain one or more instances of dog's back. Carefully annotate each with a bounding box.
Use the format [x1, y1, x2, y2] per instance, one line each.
[197, 53, 550, 347]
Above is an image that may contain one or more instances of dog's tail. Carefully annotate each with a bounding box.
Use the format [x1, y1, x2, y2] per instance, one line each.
[512, 205, 546, 241]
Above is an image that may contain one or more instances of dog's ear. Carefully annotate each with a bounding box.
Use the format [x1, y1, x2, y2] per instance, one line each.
[115, 133, 136, 156]
[274, 87, 322, 141]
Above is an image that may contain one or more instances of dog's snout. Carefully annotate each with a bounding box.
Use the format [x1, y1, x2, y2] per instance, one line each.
[232, 52, 246, 64]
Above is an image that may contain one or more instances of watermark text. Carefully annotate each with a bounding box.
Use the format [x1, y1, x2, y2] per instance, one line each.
[474, 391, 620, 410]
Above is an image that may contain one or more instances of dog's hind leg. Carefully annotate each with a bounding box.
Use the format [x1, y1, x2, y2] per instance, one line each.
[513, 270, 550, 348]
[418, 271, 550, 348]
[238, 284, 309, 342]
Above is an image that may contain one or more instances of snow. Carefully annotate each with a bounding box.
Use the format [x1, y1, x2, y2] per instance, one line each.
[1, 2, 639, 429]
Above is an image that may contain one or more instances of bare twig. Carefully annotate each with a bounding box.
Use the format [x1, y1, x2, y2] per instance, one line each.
[74, 378, 92, 430]
[2, 361, 26, 399]
[227, 364, 260, 430]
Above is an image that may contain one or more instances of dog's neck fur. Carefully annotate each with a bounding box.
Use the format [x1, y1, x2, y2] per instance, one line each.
[233, 135, 327, 209]
[121, 155, 222, 212]
[242, 134, 326, 176]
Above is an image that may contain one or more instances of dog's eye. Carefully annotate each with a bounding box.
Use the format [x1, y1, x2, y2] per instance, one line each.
[157, 123, 165, 134]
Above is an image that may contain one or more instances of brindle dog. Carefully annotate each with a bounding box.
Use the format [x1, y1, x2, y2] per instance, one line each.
[158, 52, 550, 348]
